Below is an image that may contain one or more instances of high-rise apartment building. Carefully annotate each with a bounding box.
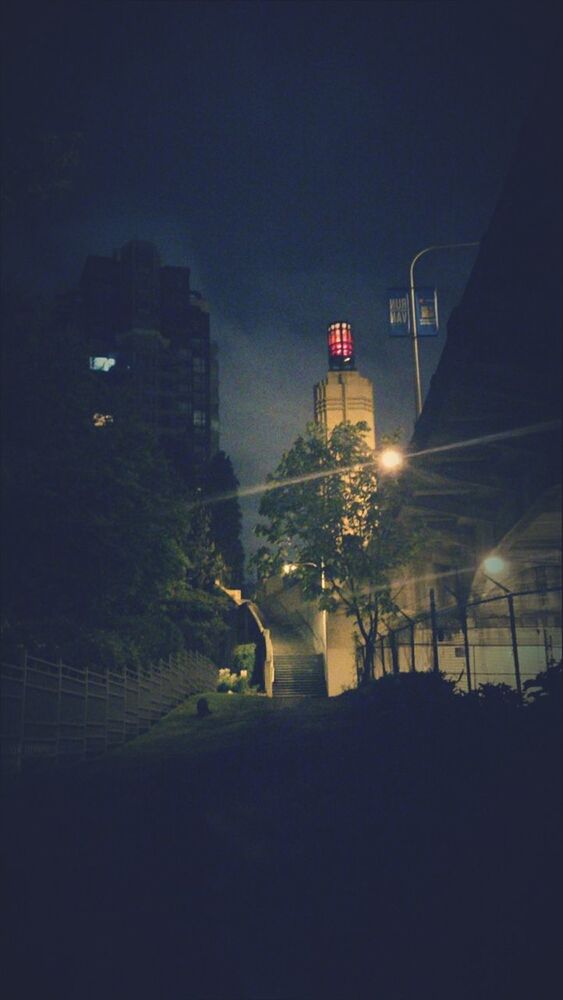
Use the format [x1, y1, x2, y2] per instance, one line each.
[314, 322, 376, 450]
[80, 240, 219, 481]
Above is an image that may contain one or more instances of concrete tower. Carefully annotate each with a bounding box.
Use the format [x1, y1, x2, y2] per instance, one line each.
[314, 322, 376, 450]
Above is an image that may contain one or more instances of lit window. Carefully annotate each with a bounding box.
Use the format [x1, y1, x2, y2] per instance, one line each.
[89, 356, 116, 372]
[193, 410, 207, 427]
[93, 413, 114, 427]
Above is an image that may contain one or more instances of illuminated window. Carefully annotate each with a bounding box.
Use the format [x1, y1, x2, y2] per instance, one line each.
[89, 356, 116, 372]
[193, 410, 207, 427]
[92, 413, 114, 427]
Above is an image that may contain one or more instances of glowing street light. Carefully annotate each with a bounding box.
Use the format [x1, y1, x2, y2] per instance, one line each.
[482, 554, 507, 577]
[378, 446, 404, 473]
[480, 555, 522, 701]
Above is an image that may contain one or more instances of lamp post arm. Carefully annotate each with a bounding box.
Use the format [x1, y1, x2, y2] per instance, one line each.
[482, 572, 510, 594]
[408, 241, 480, 420]
[409, 241, 480, 285]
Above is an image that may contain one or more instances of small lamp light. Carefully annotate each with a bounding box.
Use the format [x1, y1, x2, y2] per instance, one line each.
[378, 447, 404, 473]
[482, 555, 507, 576]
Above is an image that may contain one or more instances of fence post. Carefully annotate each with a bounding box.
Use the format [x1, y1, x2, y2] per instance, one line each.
[104, 670, 110, 752]
[460, 611, 472, 693]
[429, 589, 440, 673]
[137, 669, 141, 738]
[19, 648, 28, 767]
[83, 666, 89, 757]
[123, 669, 128, 746]
[409, 624, 416, 673]
[507, 593, 523, 703]
[389, 630, 399, 675]
[379, 636, 387, 675]
[56, 657, 63, 760]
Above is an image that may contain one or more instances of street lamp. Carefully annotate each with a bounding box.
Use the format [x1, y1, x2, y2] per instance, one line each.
[482, 555, 507, 578]
[377, 446, 404, 473]
[282, 559, 328, 657]
[480, 555, 522, 702]
[409, 241, 480, 419]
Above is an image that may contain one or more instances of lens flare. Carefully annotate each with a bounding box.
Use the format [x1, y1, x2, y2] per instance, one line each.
[379, 447, 404, 472]
[187, 419, 560, 510]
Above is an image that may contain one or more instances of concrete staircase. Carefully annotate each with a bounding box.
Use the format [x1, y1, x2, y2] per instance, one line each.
[274, 653, 326, 698]
[262, 608, 327, 699]
[260, 597, 327, 699]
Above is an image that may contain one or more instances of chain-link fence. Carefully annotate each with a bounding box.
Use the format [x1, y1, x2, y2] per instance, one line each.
[376, 585, 562, 696]
[1, 648, 218, 773]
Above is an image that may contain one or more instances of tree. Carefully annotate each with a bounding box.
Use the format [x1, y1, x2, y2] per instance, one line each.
[254, 421, 423, 684]
[202, 451, 245, 586]
[0, 291, 231, 670]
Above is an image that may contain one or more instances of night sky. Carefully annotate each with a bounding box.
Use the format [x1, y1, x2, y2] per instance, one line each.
[3, 0, 560, 559]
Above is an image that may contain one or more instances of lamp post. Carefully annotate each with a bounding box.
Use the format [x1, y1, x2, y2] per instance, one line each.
[409, 241, 480, 419]
[282, 559, 327, 658]
[480, 557, 522, 703]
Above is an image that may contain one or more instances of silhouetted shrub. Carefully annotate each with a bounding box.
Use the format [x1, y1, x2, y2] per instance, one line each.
[343, 669, 459, 714]
[524, 660, 562, 712]
[475, 682, 521, 708]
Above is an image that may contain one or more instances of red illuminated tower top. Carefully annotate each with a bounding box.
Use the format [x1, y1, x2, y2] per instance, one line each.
[327, 321, 356, 371]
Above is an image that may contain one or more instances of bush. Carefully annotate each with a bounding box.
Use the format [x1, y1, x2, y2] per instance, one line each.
[524, 660, 562, 708]
[357, 669, 459, 707]
[217, 666, 256, 694]
[474, 682, 521, 708]
[232, 643, 256, 683]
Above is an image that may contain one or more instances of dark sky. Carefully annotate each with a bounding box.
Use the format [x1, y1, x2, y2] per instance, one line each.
[3, 0, 560, 557]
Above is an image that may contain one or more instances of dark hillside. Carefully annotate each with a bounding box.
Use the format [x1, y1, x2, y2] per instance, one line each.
[2, 677, 560, 999]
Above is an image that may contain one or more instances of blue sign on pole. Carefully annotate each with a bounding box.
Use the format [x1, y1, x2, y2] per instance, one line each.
[388, 288, 410, 336]
[388, 287, 439, 336]
[415, 287, 439, 336]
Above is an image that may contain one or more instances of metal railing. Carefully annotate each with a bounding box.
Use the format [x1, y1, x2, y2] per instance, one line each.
[376, 585, 562, 695]
[1, 647, 218, 772]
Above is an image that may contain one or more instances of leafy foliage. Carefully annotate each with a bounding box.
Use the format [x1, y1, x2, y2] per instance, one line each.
[202, 451, 245, 586]
[1, 291, 230, 671]
[254, 421, 424, 683]
[232, 643, 257, 685]
[474, 682, 522, 707]
[523, 660, 562, 710]
[217, 667, 253, 693]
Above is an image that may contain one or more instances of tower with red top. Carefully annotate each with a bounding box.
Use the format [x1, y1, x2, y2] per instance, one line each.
[314, 321, 376, 449]
[327, 321, 355, 371]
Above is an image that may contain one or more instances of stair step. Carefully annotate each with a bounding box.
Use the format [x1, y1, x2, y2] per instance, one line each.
[275, 657, 323, 665]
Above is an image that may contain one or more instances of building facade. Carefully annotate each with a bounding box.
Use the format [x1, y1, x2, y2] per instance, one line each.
[81, 240, 219, 482]
[389, 59, 562, 686]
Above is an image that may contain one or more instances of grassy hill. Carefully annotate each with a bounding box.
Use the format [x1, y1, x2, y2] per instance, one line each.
[2, 675, 561, 999]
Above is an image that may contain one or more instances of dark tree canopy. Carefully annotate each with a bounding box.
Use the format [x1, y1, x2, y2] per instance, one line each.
[1, 290, 231, 670]
[202, 450, 245, 587]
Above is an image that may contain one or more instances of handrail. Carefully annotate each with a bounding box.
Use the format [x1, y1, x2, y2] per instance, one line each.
[241, 600, 275, 697]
